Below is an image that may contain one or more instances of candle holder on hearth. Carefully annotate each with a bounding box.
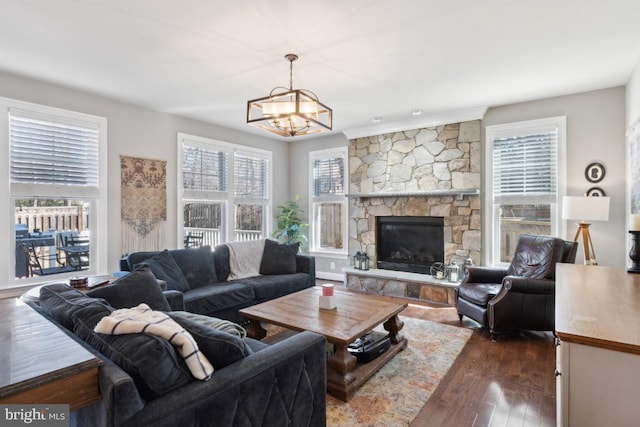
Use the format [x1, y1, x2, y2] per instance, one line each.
[629, 230, 640, 273]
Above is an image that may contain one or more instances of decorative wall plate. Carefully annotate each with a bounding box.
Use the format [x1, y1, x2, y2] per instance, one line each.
[585, 162, 605, 183]
[586, 187, 606, 197]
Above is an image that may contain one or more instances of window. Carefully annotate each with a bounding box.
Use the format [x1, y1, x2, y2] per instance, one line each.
[310, 148, 347, 253]
[0, 98, 107, 285]
[178, 133, 271, 246]
[485, 117, 566, 265]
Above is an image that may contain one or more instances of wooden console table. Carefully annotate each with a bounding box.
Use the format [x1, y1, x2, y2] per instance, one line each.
[0, 298, 102, 410]
[555, 264, 640, 427]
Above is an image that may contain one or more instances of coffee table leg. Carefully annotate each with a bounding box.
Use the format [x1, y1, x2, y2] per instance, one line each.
[383, 314, 404, 344]
[328, 344, 357, 388]
[245, 319, 267, 340]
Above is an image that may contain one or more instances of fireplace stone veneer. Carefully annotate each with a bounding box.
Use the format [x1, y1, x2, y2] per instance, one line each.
[346, 120, 481, 305]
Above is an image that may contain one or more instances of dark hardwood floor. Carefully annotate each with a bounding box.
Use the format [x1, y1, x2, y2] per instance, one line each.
[316, 281, 556, 426]
[402, 303, 556, 427]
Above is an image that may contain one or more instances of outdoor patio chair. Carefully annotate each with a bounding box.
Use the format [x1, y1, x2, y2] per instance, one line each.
[22, 243, 75, 276]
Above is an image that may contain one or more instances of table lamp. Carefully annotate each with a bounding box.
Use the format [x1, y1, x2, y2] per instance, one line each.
[562, 196, 610, 265]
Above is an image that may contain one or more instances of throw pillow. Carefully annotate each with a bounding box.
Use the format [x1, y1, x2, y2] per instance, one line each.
[134, 250, 190, 292]
[259, 239, 298, 275]
[169, 311, 247, 338]
[73, 304, 192, 401]
[87, 267, 171, 311]
[39, 283, 111, 331]
[169, 312, 253, 370]
[169, 246, 218, 288]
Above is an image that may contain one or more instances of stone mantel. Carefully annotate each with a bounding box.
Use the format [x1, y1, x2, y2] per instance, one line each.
[346, 188, 479, 200]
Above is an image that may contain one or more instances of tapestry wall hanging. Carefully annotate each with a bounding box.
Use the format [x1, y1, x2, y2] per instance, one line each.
[121, 155, 167, 254]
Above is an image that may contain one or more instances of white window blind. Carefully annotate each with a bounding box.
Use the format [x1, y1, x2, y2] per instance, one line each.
[492, 130, 557, 201]
[182, 143, 229, 194]
[234, 152, 269, 199]
[313, 157, 344, 197]
[10, 109, 100, 197]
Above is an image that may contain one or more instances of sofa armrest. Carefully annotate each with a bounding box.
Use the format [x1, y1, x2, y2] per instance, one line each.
[163, 290, 184, 311]
[502, 276, 555, 294]
[463, 265, 508, 284]
[121, 331, 327, 427]
[296, 254, 316, 285]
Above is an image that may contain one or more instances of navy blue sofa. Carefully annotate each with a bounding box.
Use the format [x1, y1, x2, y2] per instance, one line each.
[30, 282, 326, 427]
[119, 240, 316, 323]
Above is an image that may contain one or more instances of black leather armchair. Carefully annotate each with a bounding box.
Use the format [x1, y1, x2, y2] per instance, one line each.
[455, 234, 577, 339]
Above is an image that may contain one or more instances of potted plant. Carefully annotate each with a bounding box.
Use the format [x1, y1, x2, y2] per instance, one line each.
[272, 196, 308, 249]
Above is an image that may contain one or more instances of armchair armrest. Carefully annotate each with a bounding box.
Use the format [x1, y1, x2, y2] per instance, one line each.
[464, 265, 508, 284]
[502, 276, 555, 294]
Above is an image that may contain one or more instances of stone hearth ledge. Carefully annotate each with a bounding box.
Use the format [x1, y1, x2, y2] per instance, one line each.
[343, 267, 459, 306]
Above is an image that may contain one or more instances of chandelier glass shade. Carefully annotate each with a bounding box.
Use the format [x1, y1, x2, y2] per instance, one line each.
[247, 54, 332, 137]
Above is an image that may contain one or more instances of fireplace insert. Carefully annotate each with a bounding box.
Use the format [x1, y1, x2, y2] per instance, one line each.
[376, 216, 444, 274]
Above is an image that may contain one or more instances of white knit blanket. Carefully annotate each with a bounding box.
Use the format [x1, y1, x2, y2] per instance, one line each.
[94, 304, 213, 380]
[226, 239, 265, 280]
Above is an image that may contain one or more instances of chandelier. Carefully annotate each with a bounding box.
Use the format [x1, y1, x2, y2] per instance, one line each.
[247, 54, 332, 137]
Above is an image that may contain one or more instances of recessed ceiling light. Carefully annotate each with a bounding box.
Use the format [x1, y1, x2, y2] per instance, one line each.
[372, 117, 382, 123]
[411, 109, 423, 116]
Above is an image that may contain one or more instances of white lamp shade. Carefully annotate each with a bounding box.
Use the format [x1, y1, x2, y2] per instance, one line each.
[562, 196, 610, 222]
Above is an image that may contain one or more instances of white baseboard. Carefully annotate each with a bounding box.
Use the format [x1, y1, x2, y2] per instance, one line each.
[316, 271, 344, 282]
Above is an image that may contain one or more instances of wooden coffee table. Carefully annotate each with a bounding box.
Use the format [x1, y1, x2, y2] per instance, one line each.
[239, 286, 408, 401]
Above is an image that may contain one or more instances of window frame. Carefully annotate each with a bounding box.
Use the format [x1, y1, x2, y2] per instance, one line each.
[177, 133, 272, 245]
[484, 116, 567, 266]
[309, 147, 348, 255]
[0, 97, 108, 288]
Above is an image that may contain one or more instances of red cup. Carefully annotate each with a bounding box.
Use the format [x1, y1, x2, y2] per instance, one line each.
[322, 284, 334, 296]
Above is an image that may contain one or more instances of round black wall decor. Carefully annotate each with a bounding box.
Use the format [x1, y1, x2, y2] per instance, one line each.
[586, 187, 606, 197]
[585, 162, 606, 183]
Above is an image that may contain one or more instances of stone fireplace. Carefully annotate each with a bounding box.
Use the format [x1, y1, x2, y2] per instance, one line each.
[345, 120, 482, 305]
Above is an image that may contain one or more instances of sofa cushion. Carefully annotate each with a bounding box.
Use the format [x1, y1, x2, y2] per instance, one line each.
[169, 246, 218, 288]
[168, 312, 253, 370]
[213, 244, 231, 282]
[245, 337, 269, 353]
[39, 283, 110, 331]
[182, 283, 255, 315]
[168, 311, 247, 338]
[73, 304, 192, 401]
[87, 267, 171, 311]
[239, 273, 310, 301]
[134, 250, 190, 292]
[260, 239, 299, 275]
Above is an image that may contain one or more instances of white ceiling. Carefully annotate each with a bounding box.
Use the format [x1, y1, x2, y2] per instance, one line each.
[2, 0, 640, 141]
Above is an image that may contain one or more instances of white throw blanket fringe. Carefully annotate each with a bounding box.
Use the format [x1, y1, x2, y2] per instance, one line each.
[94, 304, 214, 380]
[226, 239, 265, 280]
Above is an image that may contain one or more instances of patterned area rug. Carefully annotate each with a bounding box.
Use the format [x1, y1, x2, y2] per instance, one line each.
[326, 317, 472, 427]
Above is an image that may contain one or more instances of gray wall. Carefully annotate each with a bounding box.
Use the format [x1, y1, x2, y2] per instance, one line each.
[291, 87, 627, 270]
[0, 68, 630, 285]
[289, 133, 350, 279]
[0, 70, 289, 278]
[484, 87, 627, 267]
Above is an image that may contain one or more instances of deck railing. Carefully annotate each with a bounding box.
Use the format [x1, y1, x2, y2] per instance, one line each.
[183, 227, 263, 248]
[15, 206, 89, 234]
